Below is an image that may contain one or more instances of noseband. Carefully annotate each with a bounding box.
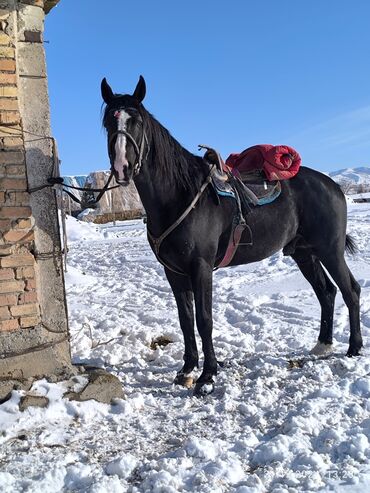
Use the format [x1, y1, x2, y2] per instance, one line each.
[108, 110, 149, 177]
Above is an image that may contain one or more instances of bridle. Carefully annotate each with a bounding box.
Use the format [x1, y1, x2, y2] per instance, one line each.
[108, 107, 149, 177]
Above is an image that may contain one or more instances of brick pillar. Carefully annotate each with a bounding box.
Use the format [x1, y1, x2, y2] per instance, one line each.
[0, 0, 72, 381]
[0, 6, 39, 332]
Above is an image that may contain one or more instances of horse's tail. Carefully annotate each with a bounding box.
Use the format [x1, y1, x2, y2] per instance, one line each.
[345, 234, 358, 255]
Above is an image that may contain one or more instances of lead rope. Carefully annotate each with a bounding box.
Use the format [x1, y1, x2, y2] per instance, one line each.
[52, 138, 68, 272]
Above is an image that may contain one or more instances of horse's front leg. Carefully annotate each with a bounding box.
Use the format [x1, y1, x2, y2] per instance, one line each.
[165, 268, 198, 387]
[190, 258, 217, 396]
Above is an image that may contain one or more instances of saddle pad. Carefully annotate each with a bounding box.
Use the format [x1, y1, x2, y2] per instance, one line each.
[212, 174, 235, 199]
[212, 174, 281, 206]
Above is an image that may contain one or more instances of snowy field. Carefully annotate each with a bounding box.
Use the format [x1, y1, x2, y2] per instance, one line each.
[1, 203, 370, 492]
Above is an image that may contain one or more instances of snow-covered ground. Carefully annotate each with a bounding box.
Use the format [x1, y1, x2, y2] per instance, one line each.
[1, 203, 370, 492]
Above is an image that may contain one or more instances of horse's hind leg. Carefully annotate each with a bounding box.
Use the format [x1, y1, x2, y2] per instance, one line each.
[165, 268, 198, 387]
[292, 250, 337, 354]
[319, 254, 362, 356]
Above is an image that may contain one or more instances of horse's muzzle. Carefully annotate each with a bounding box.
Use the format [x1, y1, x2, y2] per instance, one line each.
[113, 162, 132, 185]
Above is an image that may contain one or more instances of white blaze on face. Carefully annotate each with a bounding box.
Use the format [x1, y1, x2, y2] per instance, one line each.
[114, 110, 131, 181]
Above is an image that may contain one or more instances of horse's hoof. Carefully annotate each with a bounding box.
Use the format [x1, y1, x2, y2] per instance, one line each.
[310, 341, 333, 356]
[346, 346, 362, 357]
[193, 381, 215, 397]
[173, 372, 194, 389]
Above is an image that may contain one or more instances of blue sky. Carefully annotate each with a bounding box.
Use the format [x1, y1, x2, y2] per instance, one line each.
[45, 0, 370, 176]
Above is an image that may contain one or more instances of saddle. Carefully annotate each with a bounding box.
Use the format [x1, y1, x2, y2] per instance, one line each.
[200, 145, 283, 208]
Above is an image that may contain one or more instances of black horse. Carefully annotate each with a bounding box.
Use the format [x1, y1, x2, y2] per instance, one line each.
[101, 76, 362, 396]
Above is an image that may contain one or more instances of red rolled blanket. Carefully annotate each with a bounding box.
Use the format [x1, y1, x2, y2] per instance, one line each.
[225, 144, 301, 181]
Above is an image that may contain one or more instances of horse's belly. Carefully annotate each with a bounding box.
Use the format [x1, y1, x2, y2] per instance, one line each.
[226, 204, 298, 266]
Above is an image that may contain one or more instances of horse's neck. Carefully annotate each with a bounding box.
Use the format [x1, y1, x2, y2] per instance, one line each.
[135, 150, 206, 237]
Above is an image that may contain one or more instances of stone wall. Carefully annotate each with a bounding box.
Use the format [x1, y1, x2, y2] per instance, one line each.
[0, 0, 72, 380]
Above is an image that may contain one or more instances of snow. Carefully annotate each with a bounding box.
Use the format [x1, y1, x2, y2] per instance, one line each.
[1, 204, 370, 492]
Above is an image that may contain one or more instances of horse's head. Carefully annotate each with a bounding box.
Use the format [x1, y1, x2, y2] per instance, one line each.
[101, 76, 147, 185]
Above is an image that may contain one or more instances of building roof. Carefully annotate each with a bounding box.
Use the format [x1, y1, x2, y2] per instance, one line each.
[44, 0, 60, 14]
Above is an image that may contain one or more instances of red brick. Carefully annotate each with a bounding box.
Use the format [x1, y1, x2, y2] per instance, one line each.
[0, 293, 17, 306]
[0, 245, 12, 256]
[0, 305, 10, 320]
[0, 267, 14, 280]
[0, 207, 32, 218]
[0, 122, 20, 131]
[0, 279, 24, 293]
[25, 278, 36, 291]
[0, 318, 19, 331]
[20, 315, 40, 328]
[0, 47, 15, 59]
[0, 254, 34, 267]
[0, 59, 16, 72]
[18, 290, 38, 304]
[0, 178, 27, 190]
[0, 191, 5, 203]
[15, 266, 35, 279]
[0, 99, 18, 111]
[0, 73, 16, 84]
[10, 303, 38, 316]
[0, 151, 25, 166]
[0, 33, 11, 47]
[5, 192, 30, 206]
[3, 229, 33, 242]
[0, 86, 17, 98]
[0, 218, 10, 229]
[0, 137, 24, 150]
[0, 111, 20, 125]
[6, 165, 26, 177]
[14, 218, 32, 229]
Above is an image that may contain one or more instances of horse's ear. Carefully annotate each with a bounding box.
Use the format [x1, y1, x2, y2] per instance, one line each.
[101, 78, 114, 104]
[132, 75, 146, 103]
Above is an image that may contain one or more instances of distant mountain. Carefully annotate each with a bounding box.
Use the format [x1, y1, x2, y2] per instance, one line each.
[62, 171, 142, 217]
[329, 167, 370, 185]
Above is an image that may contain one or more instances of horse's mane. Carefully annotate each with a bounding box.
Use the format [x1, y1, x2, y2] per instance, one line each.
[103, 98, 207, 192]
[143, 108, 206, 192]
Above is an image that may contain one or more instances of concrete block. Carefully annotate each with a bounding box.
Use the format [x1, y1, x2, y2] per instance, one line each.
[65, 369, 124, 404]
[0, 379, 32, 404]
[18, 4, 45, 36]
[19, 394, 49, 411]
